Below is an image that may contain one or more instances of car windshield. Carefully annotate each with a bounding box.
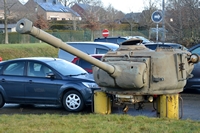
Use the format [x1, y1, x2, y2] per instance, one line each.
[94, 38, 127, 45]
[145, 44, 173, 50]
[145, 43, 187, 51]
[46, 59, 87, 76]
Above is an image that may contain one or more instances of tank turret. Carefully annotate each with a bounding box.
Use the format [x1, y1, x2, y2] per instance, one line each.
[16, 18, 198, 97]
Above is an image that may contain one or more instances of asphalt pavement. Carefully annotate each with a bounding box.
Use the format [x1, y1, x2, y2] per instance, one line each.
[0, 93, 199, 121]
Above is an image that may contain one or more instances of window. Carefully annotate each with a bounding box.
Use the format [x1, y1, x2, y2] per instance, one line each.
[27, 62, 52, 77]
[0, 65, 3, 73]
[191, 46, 200, 55]
[75, 57, 102, 73]
[117, 38, 127, 44]
[144, 45, 158, 50]
[51, 18, 57, 21]
[3, 62, 25, 76]
[96, 48, 108, 54]
[78, 59, 92, 70]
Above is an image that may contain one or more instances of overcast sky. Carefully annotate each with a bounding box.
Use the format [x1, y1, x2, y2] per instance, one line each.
[101, 0, 145, 13]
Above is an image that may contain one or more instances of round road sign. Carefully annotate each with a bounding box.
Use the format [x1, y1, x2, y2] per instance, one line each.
[102, 29, 109, 37]
[151, 11, 163, 23]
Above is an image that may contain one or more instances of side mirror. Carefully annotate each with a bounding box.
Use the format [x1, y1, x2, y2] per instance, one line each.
[46, 72, 56, 79]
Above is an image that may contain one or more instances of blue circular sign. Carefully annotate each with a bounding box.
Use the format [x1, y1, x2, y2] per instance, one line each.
[151, 11, 163, 23]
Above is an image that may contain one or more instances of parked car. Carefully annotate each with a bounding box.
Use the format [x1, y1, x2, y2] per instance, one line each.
[94, 36, 129, 45]
[143, 42, 188, 50]
[0, 57, 100, 112]
[94, 36, 152, 45]
[73, 41, 188, 74]
[126, 36, 152, 44]
[184, 44, 200, 92]
[58, 42, 119, 61]
[72, 54, 103, 73]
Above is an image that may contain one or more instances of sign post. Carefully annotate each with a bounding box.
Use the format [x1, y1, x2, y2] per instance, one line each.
[151, 11, 163, 42]
[102, 29, 109, 38]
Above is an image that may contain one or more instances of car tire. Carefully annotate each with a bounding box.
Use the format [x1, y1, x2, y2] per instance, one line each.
[0, 93, 5, 108]
[62, 90, 84, 112]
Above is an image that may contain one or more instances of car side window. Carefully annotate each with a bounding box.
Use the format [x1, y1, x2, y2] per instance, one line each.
[3, 61, 25, 76]
[117, 38, 127, 44]
[27, 62, 52, 77]
[78, 59, 92, 69]
[191, 47, 200, 55]
[145, 45, 158, 50]
[96, 48, 108, 54]
[0, 65, 3, 73]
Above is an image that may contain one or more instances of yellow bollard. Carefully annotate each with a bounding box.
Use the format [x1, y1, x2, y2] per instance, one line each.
[93, 90, 111, 114]
[159, 94, 179, 119]
[156, 96, 160, 117]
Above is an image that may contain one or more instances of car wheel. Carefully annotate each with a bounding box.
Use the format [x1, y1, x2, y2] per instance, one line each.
[63, 90, 84, 112]
[0, 93, 5, 108]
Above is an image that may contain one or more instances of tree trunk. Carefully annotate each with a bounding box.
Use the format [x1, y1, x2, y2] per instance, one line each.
[73, 18, 77, 31]
[91, 30, 94, 41]
[4, 0, 8, 44]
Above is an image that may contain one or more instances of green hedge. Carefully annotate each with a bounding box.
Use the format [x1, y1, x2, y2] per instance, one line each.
[0, 43, 58, 60]
[0, 29, 149, 44]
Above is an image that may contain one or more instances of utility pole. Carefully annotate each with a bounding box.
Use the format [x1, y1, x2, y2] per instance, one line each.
[3, 0, 8, 44]
[162, 0, 165, 44]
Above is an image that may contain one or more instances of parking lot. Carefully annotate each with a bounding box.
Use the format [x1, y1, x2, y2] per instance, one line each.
[112, 93, 200, 121]
[0, 93, 199, 121]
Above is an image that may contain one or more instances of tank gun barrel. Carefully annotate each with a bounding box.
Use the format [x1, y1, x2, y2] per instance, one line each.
[16, 18, 115, 74]
[16, 18, 198, 95]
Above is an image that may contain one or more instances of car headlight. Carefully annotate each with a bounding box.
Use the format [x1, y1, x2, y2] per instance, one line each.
[82, 82, 99, 88]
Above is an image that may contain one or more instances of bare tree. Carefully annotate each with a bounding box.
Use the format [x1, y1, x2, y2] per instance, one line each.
[0, 0, 28, 44]
[58, 0, 102, 32]
[59, 0, 99, 7]
[105, 4, 117, 36]
[139, 0, 159, 40]
[104, 4, 124, 36]
[3, 0, 8, 44]
[59, 0, 75, 7]
[81, 7, 100, 41]
[1, 0, 17, 44]
[166, 0, 200, 46]
[33, 14, 49, 30]
[124, 12, 140, 36]
[75, 0, 103, 40]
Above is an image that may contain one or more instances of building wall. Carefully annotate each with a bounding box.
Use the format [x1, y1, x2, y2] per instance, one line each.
[46, 12, 74, 20]
[25, 0, 79, 21]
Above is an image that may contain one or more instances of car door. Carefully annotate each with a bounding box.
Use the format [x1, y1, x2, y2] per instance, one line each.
[0, 61, 26, 102]
[25, 61, 61, 104]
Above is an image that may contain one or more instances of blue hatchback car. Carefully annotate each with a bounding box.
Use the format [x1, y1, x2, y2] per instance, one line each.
[0, 57, 100, 112]
[184, 44, 200, 92]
